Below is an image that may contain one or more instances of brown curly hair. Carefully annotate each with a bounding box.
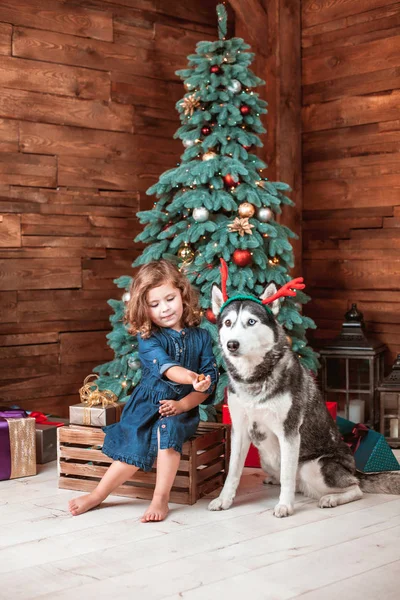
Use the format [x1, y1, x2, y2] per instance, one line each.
[125, 259, 201, 338]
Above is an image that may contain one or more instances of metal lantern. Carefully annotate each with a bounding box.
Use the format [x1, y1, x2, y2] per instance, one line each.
[377, 354, 400, 448]
[319, 304, 386, 428]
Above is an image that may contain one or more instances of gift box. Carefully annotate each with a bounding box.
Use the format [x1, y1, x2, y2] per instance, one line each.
[326, 401, 337, 420]
[337, 416, 400, 473]
[69, 402, 125, 427]
[0, 409, 36, 481]
[30, 413, 69, 464]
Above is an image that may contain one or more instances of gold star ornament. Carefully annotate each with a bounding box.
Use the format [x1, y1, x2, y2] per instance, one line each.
[180, 94, 201, 117]
[227, 217, 254, 237]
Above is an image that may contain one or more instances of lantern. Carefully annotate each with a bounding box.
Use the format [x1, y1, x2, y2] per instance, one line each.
[377, 354, 400, 448]
[319, 304, 386, 428]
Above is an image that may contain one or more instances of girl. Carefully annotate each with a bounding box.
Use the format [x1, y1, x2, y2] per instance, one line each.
[68, 259, 219, 522]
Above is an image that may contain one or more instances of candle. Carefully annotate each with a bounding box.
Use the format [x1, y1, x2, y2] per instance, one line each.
[390, 419, 399, 438]
[349, 399, 365, 423]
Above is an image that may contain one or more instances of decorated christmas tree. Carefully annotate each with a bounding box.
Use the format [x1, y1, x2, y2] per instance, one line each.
[94, 4, 318, 419]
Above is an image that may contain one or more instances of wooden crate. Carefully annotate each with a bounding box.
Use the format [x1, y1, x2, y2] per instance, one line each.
[57, 422, 230, 505]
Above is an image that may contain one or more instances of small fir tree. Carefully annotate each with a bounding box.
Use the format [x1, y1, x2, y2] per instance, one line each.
[94, 4, 318, 419]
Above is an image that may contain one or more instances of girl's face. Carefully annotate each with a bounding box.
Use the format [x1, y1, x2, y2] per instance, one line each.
[146, 282, 184, 331]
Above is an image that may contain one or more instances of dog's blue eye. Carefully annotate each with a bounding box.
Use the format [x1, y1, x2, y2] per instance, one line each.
[248, 319, 256, 326]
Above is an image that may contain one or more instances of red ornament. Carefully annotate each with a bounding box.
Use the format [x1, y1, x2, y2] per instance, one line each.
[240, 105, 251, 115]
[201, 125, 212, 136]
[233, 249, 252, 267]
[223, 173, 239, 188]
[205, 308, 217, 324]
[210, 65, 221, 74]
[242, 145, 252, 151]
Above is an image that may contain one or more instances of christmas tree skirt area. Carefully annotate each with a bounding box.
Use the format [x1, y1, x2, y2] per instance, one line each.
[58, 422, 230, 505]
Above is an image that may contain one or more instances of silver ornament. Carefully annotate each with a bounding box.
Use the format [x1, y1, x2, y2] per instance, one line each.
[122, 292, 131, 303]
[257, 207, 273, 222]
[227, 79, 242, 94]
[193, 207, 210, 222]
[128, 357, 141, 370]
[202, 151, 217, 161]
[183, 139, 195, 148]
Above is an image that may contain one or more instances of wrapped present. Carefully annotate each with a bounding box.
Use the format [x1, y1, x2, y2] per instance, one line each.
[337, 416, 400, 473]
[326, 401, 337, 420]
[69, 402, 125, 427]
[30, 412, 69, 464]
[0, 408, 36, 481]
[70, 374, 125, 427]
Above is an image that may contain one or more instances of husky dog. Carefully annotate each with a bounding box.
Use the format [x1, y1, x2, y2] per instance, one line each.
[208, 282, 400, 518]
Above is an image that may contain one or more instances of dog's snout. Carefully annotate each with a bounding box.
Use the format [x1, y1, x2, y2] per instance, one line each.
[227, 340, 240, 352]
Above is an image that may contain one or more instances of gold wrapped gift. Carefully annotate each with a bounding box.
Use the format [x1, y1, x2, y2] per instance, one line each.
[69, 374, 125, 427]
[0, 415, 36, 481]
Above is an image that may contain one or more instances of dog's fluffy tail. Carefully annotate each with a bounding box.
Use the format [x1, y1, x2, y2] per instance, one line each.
[357, 471, 400, 494]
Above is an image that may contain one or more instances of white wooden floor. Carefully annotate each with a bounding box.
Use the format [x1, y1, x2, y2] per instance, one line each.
[1, 458, 400, 600]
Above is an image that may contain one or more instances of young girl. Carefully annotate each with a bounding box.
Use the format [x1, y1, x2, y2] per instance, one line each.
[68, 259, 219, 522]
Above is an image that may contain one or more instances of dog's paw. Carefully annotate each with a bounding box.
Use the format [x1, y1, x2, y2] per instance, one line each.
[208, 496, 233, 511]
[273, 503, 294, 518]
[319, 494, 338, 508]
[263, 474, 280, 486]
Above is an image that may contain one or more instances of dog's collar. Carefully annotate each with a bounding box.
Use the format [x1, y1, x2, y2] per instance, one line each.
[220, 294, 273, 315]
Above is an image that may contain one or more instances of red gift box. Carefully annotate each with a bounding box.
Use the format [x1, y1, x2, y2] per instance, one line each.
[326, 401, 337, 420]
[222, 400, 338, 469]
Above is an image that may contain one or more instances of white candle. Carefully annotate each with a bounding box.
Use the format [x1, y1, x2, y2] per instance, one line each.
[390, 419, 399, 438]
[349, 399, 365, 423]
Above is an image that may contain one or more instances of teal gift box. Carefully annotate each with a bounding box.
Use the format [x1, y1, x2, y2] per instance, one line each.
[337, 416, 400, 473]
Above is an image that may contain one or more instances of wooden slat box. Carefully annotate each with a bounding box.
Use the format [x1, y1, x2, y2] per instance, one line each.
[58, 422, 230, 505]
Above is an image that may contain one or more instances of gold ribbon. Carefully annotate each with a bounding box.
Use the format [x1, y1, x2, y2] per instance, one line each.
[79, 374, 119, 426]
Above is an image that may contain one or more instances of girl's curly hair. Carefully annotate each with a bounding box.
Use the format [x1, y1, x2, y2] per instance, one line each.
[125, 259, 201, 338]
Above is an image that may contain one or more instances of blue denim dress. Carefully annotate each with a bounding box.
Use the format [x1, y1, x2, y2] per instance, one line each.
[102, 326, 219, 471]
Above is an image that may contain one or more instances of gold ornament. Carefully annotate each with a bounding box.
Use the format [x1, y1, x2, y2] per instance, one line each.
[228, 217, 254, 237]
[177, 242, 195, 264]
[180, 93, 200, 117]
[202, 151, 217, 161]
[269, 257, 280, 265]
[238, 202, 255, 218]
[184, 81, 193, 91]
[286, 336, 292, 346]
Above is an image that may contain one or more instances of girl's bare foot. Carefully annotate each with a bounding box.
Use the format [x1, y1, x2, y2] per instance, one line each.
[141, 494, 169, 522]
[68, 492, 103, 516]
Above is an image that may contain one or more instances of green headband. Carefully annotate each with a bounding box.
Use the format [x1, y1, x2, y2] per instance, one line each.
[220, 294, 273, 315]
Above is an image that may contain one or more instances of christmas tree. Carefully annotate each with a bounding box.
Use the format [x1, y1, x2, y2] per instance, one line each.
[94, 4, 318, 418]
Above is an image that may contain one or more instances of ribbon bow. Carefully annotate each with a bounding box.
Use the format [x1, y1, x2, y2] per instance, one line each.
[29, 412, 66, 427]
[343, 423, 369, 454]
[79, 374, 118, 408]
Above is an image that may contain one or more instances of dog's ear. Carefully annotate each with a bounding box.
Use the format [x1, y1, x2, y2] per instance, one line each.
[260, 283, 280, 316]
[211, 284, 224, 317]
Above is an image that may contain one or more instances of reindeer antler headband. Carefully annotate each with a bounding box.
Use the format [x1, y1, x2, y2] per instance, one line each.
[219, 258, 305, 312]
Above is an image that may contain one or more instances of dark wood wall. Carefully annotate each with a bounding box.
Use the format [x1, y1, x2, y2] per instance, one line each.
[301, 0, 400, 365]
[0, 0, 217, 416]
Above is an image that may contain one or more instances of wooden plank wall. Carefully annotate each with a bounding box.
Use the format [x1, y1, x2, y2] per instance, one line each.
[301, 0, 400, 366]
[0, 0, 217, 416]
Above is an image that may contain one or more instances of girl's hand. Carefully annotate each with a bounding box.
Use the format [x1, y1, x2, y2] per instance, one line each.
[159, 399, 184, 417]
[192, 374, 211, 393]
